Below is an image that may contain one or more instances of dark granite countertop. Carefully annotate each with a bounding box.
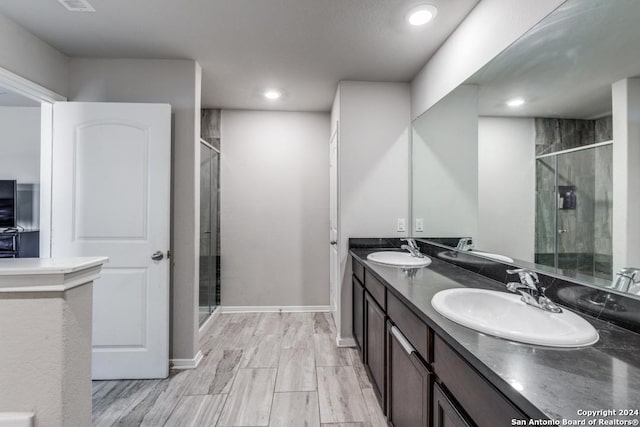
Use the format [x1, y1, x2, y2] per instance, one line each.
[351, 247, 640, 422]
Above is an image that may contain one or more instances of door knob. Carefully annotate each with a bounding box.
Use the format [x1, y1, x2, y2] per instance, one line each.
[151, 251, 165, 261]
[558, 229, 568, 234]
[330, 241, 337, 246]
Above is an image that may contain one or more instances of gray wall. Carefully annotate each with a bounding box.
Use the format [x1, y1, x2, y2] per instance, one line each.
[413, 85, 479, 239]
[68, 58, 202, 360]
[220, 110, 330, 307]
[0, 13, 68, 97]
[0, 106, 41, 183]
[334, 81, 411, 342]
[478, 117, 535, 261]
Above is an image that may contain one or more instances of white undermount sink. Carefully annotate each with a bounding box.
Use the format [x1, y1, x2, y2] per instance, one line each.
[470, 250, 514, 263]
[367, 251, 432, 268]
[431, 288, 599, 347]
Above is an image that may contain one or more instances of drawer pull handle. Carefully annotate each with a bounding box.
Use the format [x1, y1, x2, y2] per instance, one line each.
[391, 326, 415, 355]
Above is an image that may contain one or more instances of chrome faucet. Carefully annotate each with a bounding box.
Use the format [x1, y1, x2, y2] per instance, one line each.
[506, 268, 562, 313]
[400, 238, 425, 258]
[456, 237, 473, 251]
[612, 268, 640, 293]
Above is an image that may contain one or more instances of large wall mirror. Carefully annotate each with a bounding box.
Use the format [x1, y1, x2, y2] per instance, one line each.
[412, 0, 640, 298]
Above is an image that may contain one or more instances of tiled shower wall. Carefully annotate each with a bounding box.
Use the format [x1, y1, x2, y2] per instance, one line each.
[534, 116, 612, 155]
[534, 117, 613, 280]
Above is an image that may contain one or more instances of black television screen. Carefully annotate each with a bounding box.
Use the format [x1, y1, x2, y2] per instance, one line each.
[0, 180, 16, 228]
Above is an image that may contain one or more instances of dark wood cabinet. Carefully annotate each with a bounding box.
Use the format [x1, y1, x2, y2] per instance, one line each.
[386, 321, 431, 427]
[433, 382, 472, 427]
[433, 335, 525, 427]
[350, 254, 532, 427]
[365, 292, 386, 407]
[352, 276, 365, 355]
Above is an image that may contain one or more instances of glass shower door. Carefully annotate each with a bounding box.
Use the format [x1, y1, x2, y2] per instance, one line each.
[199, 143, 220, 325]
[535, 144, 613, 280]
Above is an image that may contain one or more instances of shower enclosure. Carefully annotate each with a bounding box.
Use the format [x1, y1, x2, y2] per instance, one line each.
[199, 142, 221, 325]
[535, 143, 613, 280]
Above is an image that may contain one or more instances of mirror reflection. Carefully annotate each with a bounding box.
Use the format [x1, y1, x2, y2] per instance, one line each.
[412, 0, 640, 296]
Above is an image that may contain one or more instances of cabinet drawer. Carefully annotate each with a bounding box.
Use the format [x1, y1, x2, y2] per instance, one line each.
[364, 270, 386, 309]
[387, 291, 429, 362]
[352, 257, 365, 283]
[433, 335, 526, 427]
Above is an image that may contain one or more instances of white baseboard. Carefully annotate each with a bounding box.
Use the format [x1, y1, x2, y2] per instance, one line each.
[336, 334, 357, 348]
[199, 306, 221, 340]
[170, 350, 203, 370]
[220, 305, 332, 314]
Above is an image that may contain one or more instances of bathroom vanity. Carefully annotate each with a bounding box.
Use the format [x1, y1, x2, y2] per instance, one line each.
[350, 240, 640, 427]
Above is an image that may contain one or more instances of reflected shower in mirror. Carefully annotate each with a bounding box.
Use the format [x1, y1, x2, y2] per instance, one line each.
[411, 0, 640, 297]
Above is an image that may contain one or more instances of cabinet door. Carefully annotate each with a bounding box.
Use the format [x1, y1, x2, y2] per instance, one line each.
[433, 382, 471, 427]
[365, 292, 386, 408]
[352, 277, 365, 356]
[387, 322, 431, 427]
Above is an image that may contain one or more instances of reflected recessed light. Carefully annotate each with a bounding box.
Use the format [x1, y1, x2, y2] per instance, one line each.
[407, 5, 438, 26]
[264, 90, 282, 100]
[506, 98, 525, 107]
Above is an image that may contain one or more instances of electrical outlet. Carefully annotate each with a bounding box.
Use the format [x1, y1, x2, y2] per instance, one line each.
[397, 218, 406, 232]
[415, 218, 424, 232]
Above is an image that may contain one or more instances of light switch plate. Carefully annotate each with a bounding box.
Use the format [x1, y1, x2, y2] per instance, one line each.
[415, 218, 424, 232]
[397, 218, 406, 232]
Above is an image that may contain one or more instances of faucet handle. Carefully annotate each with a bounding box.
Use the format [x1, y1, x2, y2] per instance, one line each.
[456, 237, 473, 250]
[507, 268, 539, 287]
[400, 238, 418, 249]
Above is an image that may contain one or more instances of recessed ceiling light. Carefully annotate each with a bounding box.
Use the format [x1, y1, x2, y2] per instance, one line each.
[264, 90, 282, 100]
[407, 5, 438, 26]
[56, 0, 96, 12]
[506, 98, 525, 107]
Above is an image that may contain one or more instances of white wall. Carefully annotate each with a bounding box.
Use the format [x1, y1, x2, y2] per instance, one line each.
[612, 78, 640, 273]
[0, 106, 40, 183]
[68, 58, 202, 361]
[478, 117, 535, 261]
[220, 110, 330, 307]
[336, 81, 411, 341]
[0, 13, 68, 97]
[412, 85, 478, 239]
[411, 0, 565, 119]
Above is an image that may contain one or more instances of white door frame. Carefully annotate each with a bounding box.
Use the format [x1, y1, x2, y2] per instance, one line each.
[0, 67, 66, 257]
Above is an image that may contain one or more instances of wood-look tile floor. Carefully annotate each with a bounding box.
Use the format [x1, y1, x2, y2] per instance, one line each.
[92, 312, 386, 427]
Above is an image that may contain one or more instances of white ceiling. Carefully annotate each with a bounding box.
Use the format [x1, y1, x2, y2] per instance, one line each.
[0, 0, 479, 111]
[467, 0, 640, 119]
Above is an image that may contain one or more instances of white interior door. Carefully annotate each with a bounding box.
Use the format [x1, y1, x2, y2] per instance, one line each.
[51, 102, 171, 379]
[329, 129, 339, 312]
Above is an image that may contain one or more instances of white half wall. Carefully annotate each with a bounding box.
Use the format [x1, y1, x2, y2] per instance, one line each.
[411, 0, 565, 119]
[0, 106, 40, 183]
[0, 13, 68, 97]
[220, 110, 330, 307]
[335, 81, 411, 341]
[67, 58, 201, 361]
[477, 117, 535, 262]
